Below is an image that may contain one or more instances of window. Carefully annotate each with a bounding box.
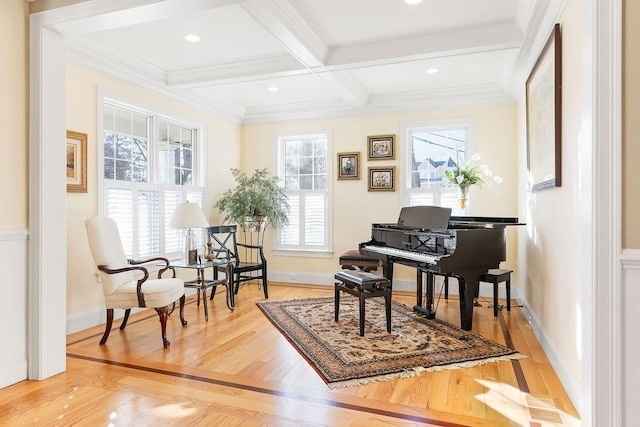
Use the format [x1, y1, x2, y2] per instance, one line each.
[402, 119, 476, 215]
[275, 131, 332, 256]
[100, 100, 205, 259]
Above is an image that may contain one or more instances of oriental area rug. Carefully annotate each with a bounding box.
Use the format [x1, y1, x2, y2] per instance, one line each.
[257, 296, 524, 388]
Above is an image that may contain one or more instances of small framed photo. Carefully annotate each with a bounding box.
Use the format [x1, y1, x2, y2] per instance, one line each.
[367, 134, 395, 160]
[368, 166, 396, 191]
[66, 130, 88, 193]
[188, 249, 198, 265]
[337, 152, 360, 180]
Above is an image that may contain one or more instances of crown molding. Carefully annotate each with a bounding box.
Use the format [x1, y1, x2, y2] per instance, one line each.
[242, 83, 514, 125]
[326, 21, 522, 70]
[66, 42, 246, 123]
[508, 0, 568, 99]
[167, 56, 308, 88]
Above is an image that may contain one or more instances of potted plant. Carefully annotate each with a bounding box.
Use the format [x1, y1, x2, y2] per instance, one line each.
[214, 168, 289, 230]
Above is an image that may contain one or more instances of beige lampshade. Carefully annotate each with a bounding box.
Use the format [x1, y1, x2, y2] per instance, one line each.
[169, 201, 209, 229]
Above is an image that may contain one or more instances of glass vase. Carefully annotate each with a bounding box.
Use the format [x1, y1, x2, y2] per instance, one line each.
[458, 184, 470, 209]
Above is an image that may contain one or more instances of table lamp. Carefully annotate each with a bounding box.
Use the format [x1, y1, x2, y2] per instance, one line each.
[169, 201, 209, 263]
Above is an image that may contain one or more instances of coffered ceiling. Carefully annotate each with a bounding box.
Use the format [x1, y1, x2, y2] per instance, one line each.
[37, 0, 554, 124]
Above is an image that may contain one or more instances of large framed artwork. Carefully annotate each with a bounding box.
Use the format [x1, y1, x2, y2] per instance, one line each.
[66, 130, 88, 193]
[526, 23, 562, 191]
[337, 152, 360, 180]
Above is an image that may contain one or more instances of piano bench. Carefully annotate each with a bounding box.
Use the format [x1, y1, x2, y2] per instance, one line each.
[334, 271, 391, 336]
[479, 269, 512, 317]
[339, 250, 380, 273]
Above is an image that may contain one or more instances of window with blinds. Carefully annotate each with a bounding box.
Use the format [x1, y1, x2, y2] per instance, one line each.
[276, 131, 332, 253]
[403, 121, 475, 216]
[101, 102, 205, 259]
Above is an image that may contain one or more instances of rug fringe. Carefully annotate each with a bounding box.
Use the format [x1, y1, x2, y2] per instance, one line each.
[423, 352, 527, 372]
[327, 368, 424, 389]
[327, 353, 526, 389]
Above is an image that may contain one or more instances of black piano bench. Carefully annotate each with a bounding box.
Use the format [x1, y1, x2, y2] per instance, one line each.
[479, 268, 513, 317]
[334, 271, 391, 336]
[339, 250, 380, 272]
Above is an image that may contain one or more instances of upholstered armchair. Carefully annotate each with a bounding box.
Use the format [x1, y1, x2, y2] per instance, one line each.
[85, 217, 187, 348]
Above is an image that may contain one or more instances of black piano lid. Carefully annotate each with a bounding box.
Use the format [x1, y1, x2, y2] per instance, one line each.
[449, 215, 524, 228]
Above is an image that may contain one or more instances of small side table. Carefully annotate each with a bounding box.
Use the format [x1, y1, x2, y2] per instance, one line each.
[165, 260, 234, 321]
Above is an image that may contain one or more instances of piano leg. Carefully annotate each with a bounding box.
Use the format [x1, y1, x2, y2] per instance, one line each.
[457, 271, 484, 331]
[413, 269, 436, 319]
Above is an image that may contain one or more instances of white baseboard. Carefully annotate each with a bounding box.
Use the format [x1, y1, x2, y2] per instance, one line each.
[269, 270, 522, 299]
[520, 299, 581, 412]
[0, 359, 28, 389]
[66, 288, 198, 335]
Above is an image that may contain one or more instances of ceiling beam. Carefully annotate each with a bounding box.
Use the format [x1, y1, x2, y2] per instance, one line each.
[241, 0, 369, 106]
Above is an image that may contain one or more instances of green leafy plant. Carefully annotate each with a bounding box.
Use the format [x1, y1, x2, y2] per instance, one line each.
[214, 168, 289, 228]
[442, 153, 503, 189]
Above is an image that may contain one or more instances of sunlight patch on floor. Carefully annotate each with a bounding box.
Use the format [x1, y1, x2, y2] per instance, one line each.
[475, 379, 580, 426]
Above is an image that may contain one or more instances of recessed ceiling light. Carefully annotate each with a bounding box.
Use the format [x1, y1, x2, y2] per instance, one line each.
[405, 0, 423, 5]
[426, 68, 439, 74]
[268, 86, 279, 92]
[185, 34, 200, 43]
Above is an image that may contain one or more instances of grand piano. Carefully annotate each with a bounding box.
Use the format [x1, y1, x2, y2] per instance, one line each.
[359, 205, 520, 330]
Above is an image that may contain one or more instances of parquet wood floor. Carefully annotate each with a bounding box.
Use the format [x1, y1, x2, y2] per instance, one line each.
[0, 282, 580, 426]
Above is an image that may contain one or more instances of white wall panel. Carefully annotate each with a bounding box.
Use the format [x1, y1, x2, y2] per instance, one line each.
[0, 230, 28, 389]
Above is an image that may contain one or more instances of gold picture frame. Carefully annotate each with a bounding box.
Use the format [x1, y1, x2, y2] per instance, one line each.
[337, 152, 360, 180]
[367, 134, 395, 160]
[526, 23, 562, 191]
[66, 130, 88, 193]
[368, 166, 395, 191]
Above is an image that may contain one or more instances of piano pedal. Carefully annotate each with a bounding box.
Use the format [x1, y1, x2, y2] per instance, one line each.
[473, 298, 482, 307]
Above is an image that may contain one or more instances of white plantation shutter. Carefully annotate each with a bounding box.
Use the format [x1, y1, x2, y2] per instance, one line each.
[106, 185, 134, 257]
[164, 189, 183, 255]
[280, 194, 300, 245]
[136, 187, 160, 259]
[408, 191, 434, 207]
[304, 192, 326, 246]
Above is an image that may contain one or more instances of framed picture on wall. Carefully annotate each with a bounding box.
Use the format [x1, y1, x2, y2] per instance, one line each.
[66, 130, 88, 193]
[337, 152, 360, 180]
[367, 134, 395, 160]
[526, 23, 562, 191]
[368, 166, 395, 191]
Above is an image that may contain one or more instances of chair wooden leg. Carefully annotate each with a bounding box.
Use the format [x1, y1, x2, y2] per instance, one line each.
[262, 275, 268, 299]
[100, 308, 114, 345]
[334, 283, 340, 322]
[179, 294, 187, 326]
[155, 306, 171, 348]
[359, 293, 366, 336]
[119, 308, 131, 330]
[385, 291, 392, 333]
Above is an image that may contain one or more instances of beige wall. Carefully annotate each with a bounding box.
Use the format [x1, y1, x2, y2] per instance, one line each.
[65, 64, 242, 315]
[0, 0, 28, 228]
[520, 0, 584, 383]
[623, 0, 640, 249]
[241, 105, 519, 280]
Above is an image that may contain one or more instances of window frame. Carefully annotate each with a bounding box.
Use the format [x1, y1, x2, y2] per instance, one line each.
[400, 118, 478, 215]
[97, 88, 208, 260]
[273, 129, 333, 258]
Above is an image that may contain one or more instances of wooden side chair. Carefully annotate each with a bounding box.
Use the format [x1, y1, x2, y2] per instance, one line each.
[207, 225, 268, 299]
[85, 217, 187, 348]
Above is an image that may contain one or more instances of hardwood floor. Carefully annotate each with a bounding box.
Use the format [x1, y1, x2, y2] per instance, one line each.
[0, 282, 580, 426]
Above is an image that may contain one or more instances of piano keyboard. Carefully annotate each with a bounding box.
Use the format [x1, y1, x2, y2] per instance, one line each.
[362, 245, 442, 265]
